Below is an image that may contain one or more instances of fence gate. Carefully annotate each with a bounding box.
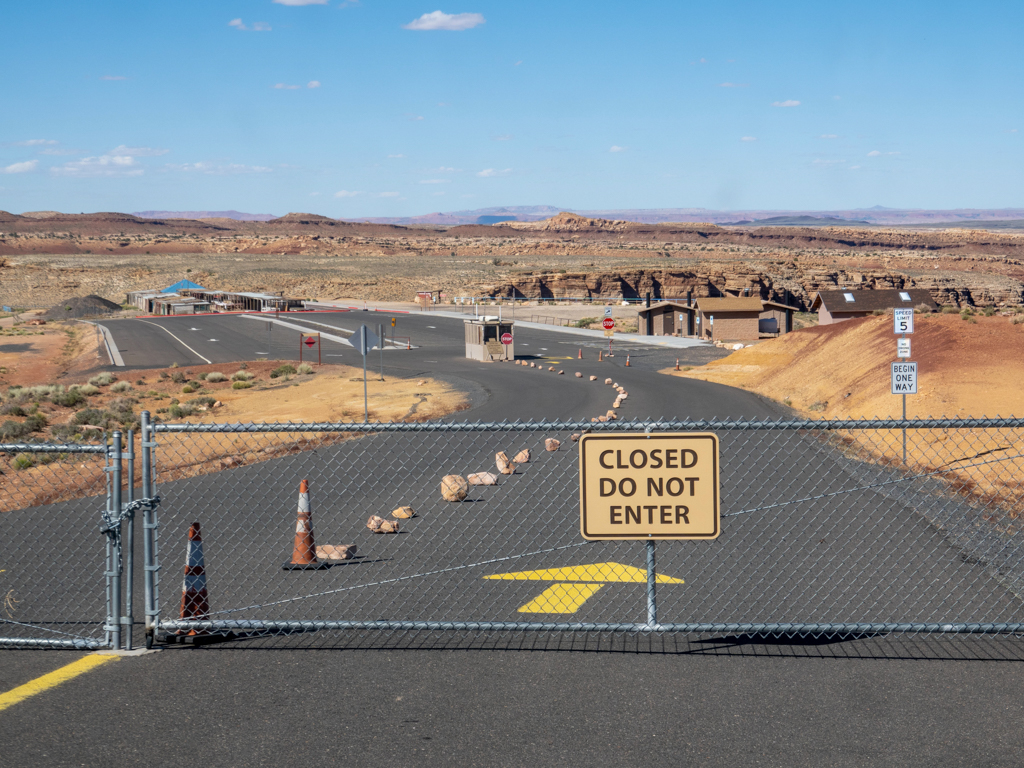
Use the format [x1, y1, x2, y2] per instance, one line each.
[149, 418, 1024, 647]
[0, 433, 148, 650]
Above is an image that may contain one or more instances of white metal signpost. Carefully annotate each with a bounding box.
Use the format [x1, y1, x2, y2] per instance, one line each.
[357, 324, 380, 422]
[892, 309, 915, 462]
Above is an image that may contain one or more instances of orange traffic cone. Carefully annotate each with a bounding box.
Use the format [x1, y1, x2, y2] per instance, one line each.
[675, 359, 680, 371]
[283, 479, 329, 570]
[179, 522, 210, 635]
[578, 348, 583, 359]
[625, 355, 631, 367]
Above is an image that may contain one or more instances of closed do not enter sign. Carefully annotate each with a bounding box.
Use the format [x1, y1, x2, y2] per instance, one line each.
[579, 433, 720, 540]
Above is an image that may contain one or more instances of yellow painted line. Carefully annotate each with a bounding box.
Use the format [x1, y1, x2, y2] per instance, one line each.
[484, 562, 684, 584]
[518, 583, 604, 614]
[0, 654, 117, 713]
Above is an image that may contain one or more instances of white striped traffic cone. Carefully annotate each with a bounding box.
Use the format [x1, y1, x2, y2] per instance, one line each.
[179, 522, 210, 635]
[283, 479, 330, 570]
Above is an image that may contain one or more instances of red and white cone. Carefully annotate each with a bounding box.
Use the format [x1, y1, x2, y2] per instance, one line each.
[625, 354, 631, 367]
[283, 479, 329, 570]
[578, 348, 583, 359]
[179, 522, 210, 635]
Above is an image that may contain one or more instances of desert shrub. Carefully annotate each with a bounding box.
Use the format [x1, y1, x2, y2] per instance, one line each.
[171, 371, 187, 384]
[940, 305, 958, 314]
[1013, 316, 1024, 325]
[27, 385, 56, 401]
[51, 387, 86, 408]
[270, 365, 297, 379]
[574, 317, 597, 328]
[238, 362, 248, 370]
[158, 371, 170, 380]
[186, 397, 217, 408]
[182, 385, 195, 394]
[73, 408, 112, 427]
[169, 362, 179, 368]
[76, 384, 100, 396]
[167, 403, 198, 419]
[0, 403, 25, 417]
[50, 423, 83, 441]
[196, 372, 208, 380]
[297, 363, 313, 375]
[232, 371, 254, 382]
[24, 413, 46, 432]
[981, 306, 996, 317]
[110, 381, 132, 393]
[88, 372, 116, 387]
[205, 372, 228, 383]
[232, 381, 253, 390]
[0, 420, 28, 440]
[12, 453, 35, 470]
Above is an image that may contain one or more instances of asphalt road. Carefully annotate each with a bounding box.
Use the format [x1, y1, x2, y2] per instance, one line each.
[4, 310, 1024, 766]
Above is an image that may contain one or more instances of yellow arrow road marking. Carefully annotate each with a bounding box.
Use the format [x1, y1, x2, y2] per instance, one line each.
[484, 562, 684, 584]
[518, 584, 604, 614]
[485, 562, 684, 614]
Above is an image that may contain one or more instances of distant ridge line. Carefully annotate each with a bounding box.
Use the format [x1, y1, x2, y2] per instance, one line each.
[134, 210, 278, 221]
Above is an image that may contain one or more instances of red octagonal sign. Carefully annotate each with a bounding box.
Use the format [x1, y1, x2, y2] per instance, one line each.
[602, 318, 615, 330]
[500, 332, 513, 345]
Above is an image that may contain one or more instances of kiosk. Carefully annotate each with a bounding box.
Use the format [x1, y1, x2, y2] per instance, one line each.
[465, 317, 514, 362]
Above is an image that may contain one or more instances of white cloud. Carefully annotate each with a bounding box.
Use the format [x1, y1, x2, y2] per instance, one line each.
[514, 60, 522, 66]
[494, 134, 513, 141]
[387, 154, 405, 159]
[813, 158, 846, 166]
[418, 179, 449, 184]
[867, 150, 881, 157]
[820, 134, 838, 139]
[274, 83, 302, 90]
[432, 191, 445, 196]
[273, 0, 328, 4]
[165, 162, 271, 175]
[229, 18, 271, 31]
[101, 75, 127, 81]
[609, 145, 626, 153]
[408, 115, 424, 121]
[376, 191, 400, 197]
[403, 11, 485, 31]
[334, 190, 362, 197]
[40, 147, 78, 156]
[307, 80, 321, 89]
[476, 168, 511, 177]
[740, 136, 757, 142]
[110, 145, 169, 157]
[434, 166, 457, 172]
[52, 155, 142, 177]
[718, 82, 748, 88]
[772, 100, 800, 107]
[14, 139, 57, 146]
[849, 165, 861, 170]
[2, 160, 38, 174]
[1006, 128, 1019, 133]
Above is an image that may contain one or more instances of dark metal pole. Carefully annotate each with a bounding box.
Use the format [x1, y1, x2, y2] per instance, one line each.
[646, 540, 657, 628]
[124, 429, 134, 651]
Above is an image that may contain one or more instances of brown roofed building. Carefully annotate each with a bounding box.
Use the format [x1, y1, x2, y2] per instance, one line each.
[695, 297, 764, 341]
[810, 289, 938, 325]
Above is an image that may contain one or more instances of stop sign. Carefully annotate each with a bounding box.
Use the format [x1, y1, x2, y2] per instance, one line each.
[602, 318, 615, 330]
[500, 332, 513, 345]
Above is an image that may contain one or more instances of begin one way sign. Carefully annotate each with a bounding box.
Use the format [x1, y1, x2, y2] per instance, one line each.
[891, 362, 918, 394]
[579, 433, 720, 540]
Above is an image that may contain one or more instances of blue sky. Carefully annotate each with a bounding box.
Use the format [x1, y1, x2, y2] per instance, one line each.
[2, 0, 1022, 217]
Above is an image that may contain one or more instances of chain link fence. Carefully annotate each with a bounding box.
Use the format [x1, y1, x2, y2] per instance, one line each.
[0, 439, 116, 649]
[149, 417, 1024, 648]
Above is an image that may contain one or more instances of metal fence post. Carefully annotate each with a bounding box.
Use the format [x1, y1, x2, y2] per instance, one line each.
[106, 431, 123, 650]
[141, 412, 160, 648]
[124, 429, 134, 651]
[646, 540, 657, 629]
